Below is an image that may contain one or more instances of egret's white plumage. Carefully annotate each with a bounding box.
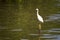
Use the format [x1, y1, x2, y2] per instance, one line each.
[36, 8, 44, 23]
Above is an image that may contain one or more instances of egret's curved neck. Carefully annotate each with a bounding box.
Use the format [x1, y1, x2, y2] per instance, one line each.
[36, 10, 39, 15]
[36, 8, 39, 15]
[37, 10, 39, 14]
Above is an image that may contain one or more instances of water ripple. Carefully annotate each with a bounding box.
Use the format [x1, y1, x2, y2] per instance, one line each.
[45, 14, 60, 22]
[21, 39, 28, 40]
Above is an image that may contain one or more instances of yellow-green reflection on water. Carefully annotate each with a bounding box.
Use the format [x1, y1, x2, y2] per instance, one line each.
[0, 0, 60, 40]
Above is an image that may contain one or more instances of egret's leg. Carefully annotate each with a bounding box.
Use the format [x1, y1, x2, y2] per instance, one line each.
[38, 24, 41, 40]
[39, 24, 41, 30]
[38, 24, 41, 35]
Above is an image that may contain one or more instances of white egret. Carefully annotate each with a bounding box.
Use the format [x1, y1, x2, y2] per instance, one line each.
[36, 8, 44, 23]
[36, 8, 44, 40]
[36, 8, 44, 29]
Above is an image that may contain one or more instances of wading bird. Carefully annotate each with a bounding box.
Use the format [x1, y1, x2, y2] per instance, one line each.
[36, 8, 44, 23]
[36, 8, 44, 40]
[36, 8, 44, 29]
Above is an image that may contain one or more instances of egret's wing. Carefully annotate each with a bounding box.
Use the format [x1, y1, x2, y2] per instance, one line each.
[37, 14, 44, 23]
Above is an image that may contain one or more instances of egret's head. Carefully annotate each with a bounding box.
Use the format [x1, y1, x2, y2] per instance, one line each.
[36, 8, 39, 11]
[36, 8, 39, 13]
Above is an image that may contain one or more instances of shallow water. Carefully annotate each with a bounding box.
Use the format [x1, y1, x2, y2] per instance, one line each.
[0, 8, 60, 40]
[0, 0, 60, 40]
[28, 28, 60, 40]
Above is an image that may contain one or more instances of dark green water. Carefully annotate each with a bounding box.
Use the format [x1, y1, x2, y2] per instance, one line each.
[0, 0, 60, 40]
